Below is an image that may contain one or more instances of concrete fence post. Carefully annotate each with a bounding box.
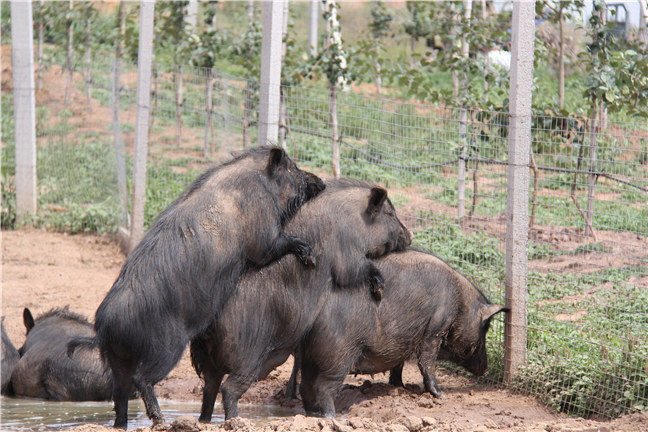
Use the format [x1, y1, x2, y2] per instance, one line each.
[186, 0, 198, 31]
[11, 0, 37, 224]
[504, 0, 534, 384]
[130, 0, 155, 251]
[258, 0, 285, 147]
[309, 0, 319, 55]
[457, 0, 472, 221]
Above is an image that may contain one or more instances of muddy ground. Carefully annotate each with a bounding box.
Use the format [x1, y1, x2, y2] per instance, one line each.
[2, 229, 647, 432]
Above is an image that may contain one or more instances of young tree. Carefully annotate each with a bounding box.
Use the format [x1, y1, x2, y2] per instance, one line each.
[155, 1, 190, 147]
[368, 1, 392, 94]
[78, 1, 97, 113]
[403, 1, 432, 64]
[34, 0, 53, 92]
[320, 0, 351, 178]
[536, 1, 584, 109]
[64, 0, 75, 107]
[112, 1, 129, 227]
[229, 21, 262, 148]
[188, 28, 229, 156]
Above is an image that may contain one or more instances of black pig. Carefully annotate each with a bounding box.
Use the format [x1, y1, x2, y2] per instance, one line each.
[1, 320, 19, 394]
[298, 248, 507, 417]
[70, 147, 325, 428]
[11, 307, 113, 401]
[190, 179, 411, 422]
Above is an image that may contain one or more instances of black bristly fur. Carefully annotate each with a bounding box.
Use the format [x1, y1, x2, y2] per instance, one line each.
[294, 248, 507, 417]
[79, 147, 324, 428]
[1, 321, 19, 395]
[189, 178, 412, 422]
[11, 307, 113, 401]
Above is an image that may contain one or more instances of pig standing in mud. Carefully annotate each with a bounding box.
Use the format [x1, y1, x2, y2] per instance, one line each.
[190, 179, 412, 422]
[11, 307, 113, 401]
[296, 248, 507, 417]
[69, 147, 325, 428]
[1, 320, 19, 394]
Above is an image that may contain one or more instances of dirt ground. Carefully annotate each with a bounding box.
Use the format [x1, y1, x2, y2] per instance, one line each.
[2, 229, 647, 432]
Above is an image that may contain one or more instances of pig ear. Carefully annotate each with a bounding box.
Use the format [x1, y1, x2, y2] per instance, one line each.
[366, 187, 388, 220]
[23, 308, 35, 333]
[481, 304, 508, 323]
[265, 147, 287, 176]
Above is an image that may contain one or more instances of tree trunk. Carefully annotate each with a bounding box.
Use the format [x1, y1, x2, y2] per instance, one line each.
[248, 0, 254, 28]
[64, 0, 74, 107]
[330, 84, 340, 178]
[150, 65, 157, 134]
[585, 112, 599, 238]
[112, 0, 128, 228]
[529, 149, 539, 228]
[85, 12, 92, 113]
[36, 0, 44, 92]
[410, 36, 415, 67]
[558, 6, 565, 110]
[204, 68, 215, 157]
[375, 60, 382, 95]
[598, 6, 608, 130]
[175, 65, 184, 147]
[243, 82, 250, 149]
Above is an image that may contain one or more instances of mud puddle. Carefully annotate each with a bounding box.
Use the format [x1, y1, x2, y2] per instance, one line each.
[0, 396, 294, 431]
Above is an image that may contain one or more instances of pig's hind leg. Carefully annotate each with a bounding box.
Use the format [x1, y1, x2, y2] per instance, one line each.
[417, 338, 443, 398]
[221, 371, 258, 420]
[388, 363, 405, 388]
[198, 366, 225, 423]
[133, 377, 163, 424]
[300, 358, 345, 418]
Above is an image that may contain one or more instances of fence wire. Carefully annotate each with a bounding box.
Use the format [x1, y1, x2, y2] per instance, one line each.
[8, 56, 648, 419]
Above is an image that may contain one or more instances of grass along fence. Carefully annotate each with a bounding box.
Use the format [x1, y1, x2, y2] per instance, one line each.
[2, 58, 647, 419]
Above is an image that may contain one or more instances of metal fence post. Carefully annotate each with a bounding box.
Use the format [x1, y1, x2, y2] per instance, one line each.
[309, 0, 319, 56]
[11, 0, 37, 224]
[258, 0, 285, 147]
[130, 0, 155, 251]
[504, 0, 534, 384]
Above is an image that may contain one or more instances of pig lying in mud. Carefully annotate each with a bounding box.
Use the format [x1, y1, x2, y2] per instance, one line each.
[190, 179, 412, 422]
[12, 307, 113, 401]
[1, 320, 19, 394]
[69, 147, 325, 428]
[295, 248, 507, 417]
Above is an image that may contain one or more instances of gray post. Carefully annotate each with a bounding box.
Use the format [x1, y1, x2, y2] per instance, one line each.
[186, 0, 198, 30]
[504, 0, 534, 384]
[11, 0, 37, 223]
[258, 0, 285, 147]
[640, 0, 647, 47]
[309, 0, 318, 55]
[457, 0, 472, 221]
[130, 0, 155, 251]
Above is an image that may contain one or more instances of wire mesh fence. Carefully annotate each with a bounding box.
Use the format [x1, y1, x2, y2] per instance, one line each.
[4, 56, 647, 419]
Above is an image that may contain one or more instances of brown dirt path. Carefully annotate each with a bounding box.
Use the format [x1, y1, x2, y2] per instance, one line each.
[2, 229, 647, 432]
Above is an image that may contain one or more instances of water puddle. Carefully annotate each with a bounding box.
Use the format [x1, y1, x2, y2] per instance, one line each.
[0, 396, 294, 430]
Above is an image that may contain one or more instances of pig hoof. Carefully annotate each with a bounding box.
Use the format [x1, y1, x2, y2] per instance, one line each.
[151, 415, 165, 428]
[305, 253, 317, 268]
[298, 251, 316, 268]
[431, 389, 444, 399]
